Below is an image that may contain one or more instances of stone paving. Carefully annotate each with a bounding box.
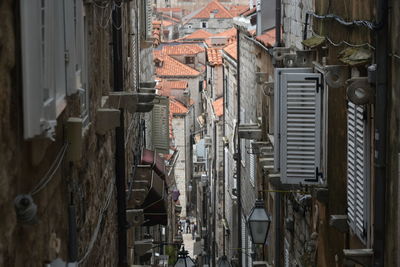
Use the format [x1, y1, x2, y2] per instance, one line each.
[182, 232, 195, 258]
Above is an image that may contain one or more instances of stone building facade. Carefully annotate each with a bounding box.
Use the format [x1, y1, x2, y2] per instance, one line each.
[0, 0, 163, 266]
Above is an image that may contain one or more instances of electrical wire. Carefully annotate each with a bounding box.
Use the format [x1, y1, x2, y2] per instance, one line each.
[30, 143, 69, 196]
[310, 28, 375, 50]
[78, 176, 115, 264]
[306, 11, 376, 30]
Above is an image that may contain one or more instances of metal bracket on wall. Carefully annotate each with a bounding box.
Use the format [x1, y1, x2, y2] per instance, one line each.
[329, 215, 349, 233]
[343, 249, 373, 266]
[108, 92, 138, 113]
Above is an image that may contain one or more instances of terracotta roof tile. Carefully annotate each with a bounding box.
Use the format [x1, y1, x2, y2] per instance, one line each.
[205, 27, 237, 47]
[157, 80, 188, 96]
[229, 5, 249, 17]
[161, 14, 181, 23]
[223, 42, 237, 60]
[154, 51, 201, 77]
[156, 7, 183, 13]
[183, 29, 213, 40]
[207, 48, 223, 65]
[192, 1, 233, 19]
[242, 7, 256, 17]
[170, 99, 189, 114]
[162, 44, 205, 55]
[255, 28, 276, 47]
[213, 97, 224, 117]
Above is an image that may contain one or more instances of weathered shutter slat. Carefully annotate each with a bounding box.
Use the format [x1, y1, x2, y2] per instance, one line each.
[347, 101, 368, 242]
[280, 72, 322, 184]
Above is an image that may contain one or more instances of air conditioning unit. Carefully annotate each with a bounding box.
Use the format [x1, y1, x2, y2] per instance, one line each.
[126, 209, 144, 226]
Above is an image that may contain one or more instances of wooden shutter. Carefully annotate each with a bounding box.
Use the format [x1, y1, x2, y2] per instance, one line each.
[347, 102, 369, 241]
[279, 72, 322, 184]
[152, 97, 170, 153]
[274, 68, 312, 171]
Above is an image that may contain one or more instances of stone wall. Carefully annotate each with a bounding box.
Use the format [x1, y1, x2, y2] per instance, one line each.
[282, 0, 313, 49]
[181, 18, 234, 36]
[0, 2, 141, 266]
[172, 115, 188, 218]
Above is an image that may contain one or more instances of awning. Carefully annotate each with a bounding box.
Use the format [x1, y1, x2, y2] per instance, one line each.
[139, 171, 168, 226]
[141, 149, 166, 180]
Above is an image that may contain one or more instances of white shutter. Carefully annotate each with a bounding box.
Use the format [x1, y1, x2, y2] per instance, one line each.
[249, 141, 256, 185]
[274, 68, 312, 171]
[279, 72, 322, 184]
[145, 0, 153, 39]
[152, 97, 170, 153]
[347, 102, 369, 241]
[21, 0, 58, 140]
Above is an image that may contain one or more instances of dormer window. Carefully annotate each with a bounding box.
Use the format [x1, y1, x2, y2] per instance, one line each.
[201, 22, 208, 28]
[155, 58, 163, 67]
[185, 56, 195, 64]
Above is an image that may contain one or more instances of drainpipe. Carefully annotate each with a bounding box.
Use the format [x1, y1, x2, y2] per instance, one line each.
[112, 2, 127, 267]
[274, 0, 282, 265]
[236, 26, 242, 267]
[223, 67, 227, 256]
[275, 0, 282, 47]
[373, 0, 388, 266]
[212, 118, 217, 267]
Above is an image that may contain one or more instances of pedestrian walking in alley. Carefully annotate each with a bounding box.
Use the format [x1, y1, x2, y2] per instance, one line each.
[186, 218, 191, 233]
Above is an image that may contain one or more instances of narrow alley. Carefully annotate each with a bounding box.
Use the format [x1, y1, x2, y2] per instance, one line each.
[0, 0, 399, 266]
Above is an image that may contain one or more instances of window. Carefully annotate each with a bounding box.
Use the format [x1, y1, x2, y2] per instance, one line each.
[346, 102, 370, 243]
[185, 56, 195, 64]
[201, 22, 208, 28]
[273, 68, 323, 184]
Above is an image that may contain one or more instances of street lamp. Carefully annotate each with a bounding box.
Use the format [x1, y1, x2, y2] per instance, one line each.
[217, 255, 232, 267]
[247, 200, 271, 245]
[174, 247, 196, 267]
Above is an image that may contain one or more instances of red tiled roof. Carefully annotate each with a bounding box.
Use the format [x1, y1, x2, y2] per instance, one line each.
[162, 44, 205, 56]
[213, 97, 224, 117]
[183, 29, 213, 40]
[192, 1, 233, 19]
[161, 20, 174, 27]
[205, 27, 237, 47]
[170, 98, 189, 114]
[242, 7, 256, 17]
[207, 48, 223, 66]
[229, 5, 249, 17]
[157, 7, 183, 13]
[161, 14, 181, 23]
[154, 51, 201, 77]
[223, 42, 237, 60]
[255, 28, 276, 47]
[159, 80, 188, 90]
